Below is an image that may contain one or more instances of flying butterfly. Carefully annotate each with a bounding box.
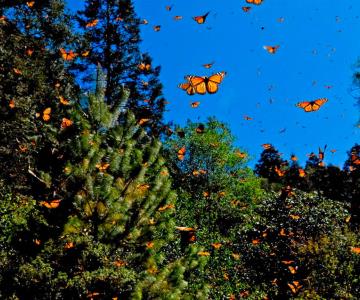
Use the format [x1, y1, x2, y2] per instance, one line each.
[165, 5, 173, 11]
[153, 25, 161, 32]
[173, 16, 183, 21]
[202, 61, 214, 69]
[60, 48, 77, 61]
[263, 45, 280, 54]
[246, 0, 263, 4]
[193, 12, 210, 24]
[185, 71, 226, 95]
[191, 101, 200, 108]
[296, 98, 328, 112]
[242, 7, 252, 12]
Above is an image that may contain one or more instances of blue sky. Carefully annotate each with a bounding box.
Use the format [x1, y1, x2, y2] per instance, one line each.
[67, 0, 360, 167]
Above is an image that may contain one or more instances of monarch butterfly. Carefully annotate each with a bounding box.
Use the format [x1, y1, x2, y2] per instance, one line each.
[138, 118, 150, 125]
[178, 82, 196, 95]
[263, 45, 280, 54]
[275, 166, 285, 177]
[61, 118, 73, 129]
[40, 199, 61, 209]
[288, 281, 303, 294]
[96, 162, 110, 172]
[351, 153, 360, 165]
[191, 101, 200, 108]
[13, 68, 22, 75]
[86, 19, 98, 27]
[298, 168, 306, 177]
[173, 16, 182, 21]
[277, 17, 285, 23]
[252, 239, 260, 245]
[296, 98, 328, 112]
[288, 266, 298, 274]
[202, 61, 214, 69]
[193, 12, 210, 24]
[26, 1, 35, 8]
[141, 19, 149, 25]
[81, 50, 90, 57]
[36, 107, 51, 121]
[165, 5, 173, 11]
[262, 143, 272, 149]
[281, 260, 294, 265]
[138, 62, 151, 71]
[64, 241, 74, 249]
[290, 214, 300, 220]
[243, 115, 252, 120]
[60, 48, 77, 61]
[59, 96, 70, 105]
[246, 0, 263, 4]
[177, 146, 186, 160]
[242, 6, 251, 12]
[26, 48, 34, 56]
[9, 99, 15, 109]
[291, 155, 298, 161]
[153, 25, 161, 31]
[185, 71, 226, 95]
[158, 203, 175, 211]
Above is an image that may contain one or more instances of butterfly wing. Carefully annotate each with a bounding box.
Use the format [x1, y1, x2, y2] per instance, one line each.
[206, 71, 226, 94]
[312, 98, 328, 110]
[178, 82, 196, 95]
[296, 101, 312, 112]
[186, 76, 206, 95]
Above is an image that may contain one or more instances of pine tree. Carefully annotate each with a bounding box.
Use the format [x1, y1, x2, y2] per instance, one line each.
[0, 0, 78, 192]
[75, 0, 166, 135]
[0, 71, 208, 299]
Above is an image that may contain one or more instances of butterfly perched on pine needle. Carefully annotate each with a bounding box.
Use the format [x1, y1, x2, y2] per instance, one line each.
[26, 1, 35, 8]
[86, 19, 99, 27]
[61, 118, 73, 129]
[296, 98, 328, 112]
[177, 146, 186, 160]
[40, 199, 61, 209]
[36, 107, 51, 121]
[193, 12, 210, 24]
[60, 48, 77, 61]
[246, 0, 263, 4]
[185, 71, 226, 95]
[138, 62, 151, 71]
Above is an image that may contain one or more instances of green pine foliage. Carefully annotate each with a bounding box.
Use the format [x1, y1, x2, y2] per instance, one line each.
[164, 119, 263, 298]
[75, 0, 166, 135]
[0, 76, 208, 299]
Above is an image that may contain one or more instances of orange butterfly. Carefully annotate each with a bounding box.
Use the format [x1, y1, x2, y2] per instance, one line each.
[296, 98, 328, 112]
[178, 82, 196, 95]
[82, 50, 90, 57]
[40, 199, 61, 209]
[275, 166, 285, 177]
[158, 203, 175, 211]
[243, 115, 253, 120]
[242, 6, 252, 12]
[86, 19, 99, 27]
[138, 118, 150, 125]
[290, 214, 300, 220]
[96, 162, 110, 172]
[298, 169, 306, 177]
[173, 16, 183, 21]
[202, 61, 214, 69]
[288, 266, 298, 274]
[165, 5, 173, 11]
[281, 260, 294, 265]
[13, 68, 22, 75]
[60, 48, 77, 61]
[138, 62, 151, 71]
[262, 143, 272, 149]
[26, 1, 35, 8]
[153, 25, 161, 32]
[141, 19, 149, 25]
[263, 45, 280, 54]
[177, 146, 186, 160]
[235, 150, 247, 158]
[26, 48, 34, 56]
[291, 155, 298, 161]
[9, 99, 15, 109]
[193, 12, 210, 24]
[288, 281, 303, 294]
[351, 153, 360, 165]
[36, 107, 51, 121]
[246, 0, 263, 4]
[211, 242, 222, 249]
[185, 71, 226, 95]
[318, 145, 327, 161]
[191, 101, 200, 108]
[61, 118, 73, 129]
[59, 96, 70, 105]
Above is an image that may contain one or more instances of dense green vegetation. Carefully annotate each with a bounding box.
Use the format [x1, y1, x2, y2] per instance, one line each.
[0, 1, 359, 299]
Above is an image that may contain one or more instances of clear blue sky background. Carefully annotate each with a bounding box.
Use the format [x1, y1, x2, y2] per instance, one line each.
[67, 0, 360, 168]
